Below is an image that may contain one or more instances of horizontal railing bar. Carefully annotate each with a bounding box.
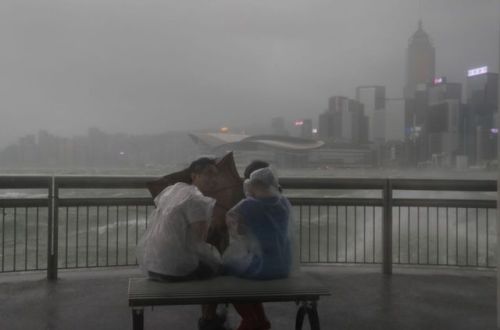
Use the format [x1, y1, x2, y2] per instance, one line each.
[391, 179, 496, 192]
[0, 176, 495, 192]
[57, 198, 154, 207]
[0, 198, 49, 207]
[54, 176, 159, 189]
[393, 198, 496, 208]
[289, 197, 383, 206]
[0, 176, 51, 189]
[280, 178, 386, 190]
[58, 177, 386, 190]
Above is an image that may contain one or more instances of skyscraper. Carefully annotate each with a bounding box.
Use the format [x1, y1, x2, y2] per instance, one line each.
[356, 85, 386, 143]
[427, 79, 463, 166]
[319, 96, 368, 144]
[404, 20, 436, 99]
[404, 20, 436, 166]
[271, 117, 288, 136]
[465, 67, 498, 164]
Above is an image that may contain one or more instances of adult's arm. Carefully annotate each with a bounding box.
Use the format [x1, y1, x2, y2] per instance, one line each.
[189, 220, 221, 270]
[184, 194, 221, 269]
[190, 220, 208, 242]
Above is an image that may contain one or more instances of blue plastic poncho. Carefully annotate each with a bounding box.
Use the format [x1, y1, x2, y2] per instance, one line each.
[223, 168, 293, 280]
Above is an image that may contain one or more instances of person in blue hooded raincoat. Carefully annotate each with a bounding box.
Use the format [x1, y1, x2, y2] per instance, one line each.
[223, 166, 293, 330]
[224, 167, 292, 280]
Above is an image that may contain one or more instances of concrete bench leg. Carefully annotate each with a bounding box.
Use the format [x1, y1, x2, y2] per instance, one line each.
[295, 301, 320, 330]
[132, 308, 144, 330]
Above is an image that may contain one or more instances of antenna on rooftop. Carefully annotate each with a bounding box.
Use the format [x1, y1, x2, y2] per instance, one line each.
[418, 0, 423, 27]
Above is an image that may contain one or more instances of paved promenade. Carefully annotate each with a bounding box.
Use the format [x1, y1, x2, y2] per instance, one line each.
[0, 265, 495, 330]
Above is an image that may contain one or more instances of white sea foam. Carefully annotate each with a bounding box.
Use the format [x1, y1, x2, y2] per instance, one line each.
[96, 217, 148, 235]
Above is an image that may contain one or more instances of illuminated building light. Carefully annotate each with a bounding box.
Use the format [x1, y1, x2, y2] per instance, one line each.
[467, 66, 488, 77]
[433, 77, 444, 84]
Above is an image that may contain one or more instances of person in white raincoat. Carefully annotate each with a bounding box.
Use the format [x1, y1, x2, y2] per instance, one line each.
[137, 157, 222, 281]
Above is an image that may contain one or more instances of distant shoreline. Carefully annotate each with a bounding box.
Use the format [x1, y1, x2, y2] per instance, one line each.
[0, 166, 496, 180]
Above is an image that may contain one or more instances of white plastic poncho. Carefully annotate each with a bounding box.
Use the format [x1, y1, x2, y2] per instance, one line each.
[136, 182, 222, 277]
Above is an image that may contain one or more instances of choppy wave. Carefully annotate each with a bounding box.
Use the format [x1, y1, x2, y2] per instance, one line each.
[97, 217, 148, 235]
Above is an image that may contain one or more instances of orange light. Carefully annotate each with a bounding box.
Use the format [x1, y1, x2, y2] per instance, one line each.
[220, 127, 229, 133]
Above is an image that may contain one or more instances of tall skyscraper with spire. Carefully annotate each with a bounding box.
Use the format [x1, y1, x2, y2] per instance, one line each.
[404, 20, 436, 165]
[404, 20, 436, 98]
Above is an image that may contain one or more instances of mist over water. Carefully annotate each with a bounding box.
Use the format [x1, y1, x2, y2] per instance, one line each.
[0, 0, 498, 276]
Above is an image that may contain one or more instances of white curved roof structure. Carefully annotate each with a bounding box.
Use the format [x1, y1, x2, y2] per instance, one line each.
[189, 133, 324, 151]
[188, 132, 249, 148]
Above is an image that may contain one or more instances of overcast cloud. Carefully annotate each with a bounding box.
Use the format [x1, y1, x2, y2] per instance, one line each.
[1, 0, 499, 146]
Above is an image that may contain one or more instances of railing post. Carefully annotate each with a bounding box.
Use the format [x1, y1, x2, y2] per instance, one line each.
[382, 179, 393, 275]
[47, 176, 58, 280]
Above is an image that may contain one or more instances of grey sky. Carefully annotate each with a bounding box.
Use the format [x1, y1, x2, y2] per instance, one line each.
[1, 0, 499, 146]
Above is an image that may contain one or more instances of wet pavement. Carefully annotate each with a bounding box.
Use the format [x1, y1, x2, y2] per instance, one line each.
[0, 265, 496, 330]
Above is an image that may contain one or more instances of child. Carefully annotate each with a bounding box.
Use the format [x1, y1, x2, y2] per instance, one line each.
[224, 167, 292, 279]
[223, 167, 292, 330]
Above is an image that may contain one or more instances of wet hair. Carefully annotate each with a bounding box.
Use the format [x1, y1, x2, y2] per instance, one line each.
[188, 157, 216, 175]
[244, 160, 270, 179]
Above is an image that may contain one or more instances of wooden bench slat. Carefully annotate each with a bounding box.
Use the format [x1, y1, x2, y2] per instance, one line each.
[128, 273, 331, 307]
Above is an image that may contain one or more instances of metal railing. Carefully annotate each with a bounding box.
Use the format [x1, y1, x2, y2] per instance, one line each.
[282, 178, 387, 271]
[0, 176, 496, 279]
[52, 176, 157, 280]
[282, 178, 497, 274]
[0, 176, 52, 274]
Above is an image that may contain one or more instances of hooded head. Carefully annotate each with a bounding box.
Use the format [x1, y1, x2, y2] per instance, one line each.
[245, 167, 279, 197]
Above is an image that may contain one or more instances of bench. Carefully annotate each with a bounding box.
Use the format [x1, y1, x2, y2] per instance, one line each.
[128, 272, 331, 330]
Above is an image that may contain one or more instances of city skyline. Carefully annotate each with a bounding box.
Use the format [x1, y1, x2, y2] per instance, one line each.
[1, 1, 499, 147]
